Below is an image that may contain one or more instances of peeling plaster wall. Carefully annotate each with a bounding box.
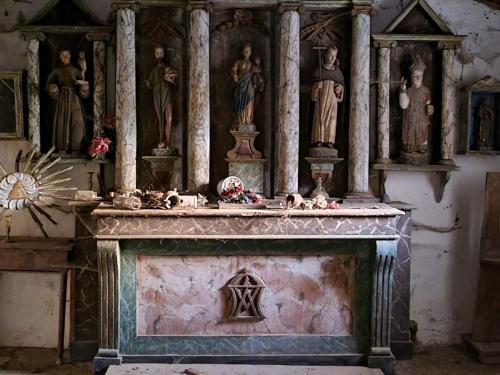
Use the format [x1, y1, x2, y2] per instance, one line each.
[0, 0, 498, 349]
[374, 0, 500, 345]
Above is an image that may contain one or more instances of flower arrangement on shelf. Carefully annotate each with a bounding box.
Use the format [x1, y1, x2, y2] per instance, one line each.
[88, 136, 112, 161]
[220, 184, 263, 205]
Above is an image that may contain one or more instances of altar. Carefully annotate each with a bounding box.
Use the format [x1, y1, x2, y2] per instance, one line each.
[92, 205, 402, 374]
[52, 0, 453, 373]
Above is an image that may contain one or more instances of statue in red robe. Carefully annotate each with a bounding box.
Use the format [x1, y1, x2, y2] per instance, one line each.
[399, 54, 434, 156]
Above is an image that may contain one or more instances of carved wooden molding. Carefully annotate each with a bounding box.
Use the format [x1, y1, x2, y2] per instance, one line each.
[112, 1, 141, 12]
[371, 240, 396, 356]
[373, 40, 397, 49]
[85, 31, 111, 42]
[140, 12, 187, 39]
[351, 5, 372, 15]
[97, 240, 120, 351]
[226, 268, 265, 322]
[186, 1, 213, 12]
[300, 11, 349, 42]
[278, 2, 303, 14]
[437, 40, 461, 50]
[213, 9, 270, 36]
[20, 31, 46, 41]
[372, 33, 465, 43]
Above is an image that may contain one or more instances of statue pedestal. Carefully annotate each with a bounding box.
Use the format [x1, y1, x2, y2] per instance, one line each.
[305, 157, 343, 198]
[152, 147, 179, 157]
[142, 155, 181, 191]
[399, 151, 430, 166]
[225, 158, 266, 193]
[227, 130, 262, 160]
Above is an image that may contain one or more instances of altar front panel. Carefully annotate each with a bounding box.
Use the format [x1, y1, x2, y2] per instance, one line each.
[119, 239, 373, 357]
[136, 254, 354, 336]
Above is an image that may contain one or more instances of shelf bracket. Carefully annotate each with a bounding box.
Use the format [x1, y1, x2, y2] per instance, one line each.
[433, 171, 451, 203]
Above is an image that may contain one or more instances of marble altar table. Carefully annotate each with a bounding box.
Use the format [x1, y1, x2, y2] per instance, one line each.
[91, 205, 402, 375]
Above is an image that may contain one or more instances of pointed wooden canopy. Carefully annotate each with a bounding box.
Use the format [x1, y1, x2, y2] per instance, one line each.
[17, 0, 111, 34]
[372, 0, 465, 47]
[384, 0, 452, 34]
[27, 0, 102, 26]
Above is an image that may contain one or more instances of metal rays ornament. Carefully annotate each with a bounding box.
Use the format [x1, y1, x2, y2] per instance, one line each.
[0, 146, 76, 237]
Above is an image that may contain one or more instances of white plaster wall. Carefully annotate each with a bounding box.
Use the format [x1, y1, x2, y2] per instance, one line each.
[374, 0, 500, 345]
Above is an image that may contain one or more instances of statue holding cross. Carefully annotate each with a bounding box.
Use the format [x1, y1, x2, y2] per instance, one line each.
[310, 44, 344, 154]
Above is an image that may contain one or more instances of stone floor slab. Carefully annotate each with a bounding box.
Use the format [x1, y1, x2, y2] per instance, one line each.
[106, 364, 383, 375]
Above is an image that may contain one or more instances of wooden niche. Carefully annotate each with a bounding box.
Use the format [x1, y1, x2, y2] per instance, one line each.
[389, 42, 442, 163]
[210, 8, 275, 197]
[460, 76, 500, 155]
[23, 0, 110, 155]
[372, 0, 465, 202]
[136, 5, 187, 190]
[299, 9, 351, 198]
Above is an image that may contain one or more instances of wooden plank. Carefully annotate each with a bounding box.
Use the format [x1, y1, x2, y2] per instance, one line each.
[0, 248, 72, 271]
[0, 237, 74, 252]
[472, 172, 500, 342]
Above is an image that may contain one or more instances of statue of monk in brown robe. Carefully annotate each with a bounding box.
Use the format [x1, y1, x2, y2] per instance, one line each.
[310, 45, 344, 150]
[47, 50, 89, 153]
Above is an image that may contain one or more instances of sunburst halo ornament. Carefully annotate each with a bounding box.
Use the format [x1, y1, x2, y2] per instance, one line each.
[0, 146, 76, 237]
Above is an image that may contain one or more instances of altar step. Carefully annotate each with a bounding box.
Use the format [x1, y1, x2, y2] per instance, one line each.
[106, 364, 383, 375]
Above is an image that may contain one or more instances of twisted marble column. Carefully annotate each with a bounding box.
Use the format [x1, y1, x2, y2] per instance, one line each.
[277, 5, 300, 195]
[375, 42, 395, 164]
[114, 5, 138, 192]
[22, 32, 45, 152]
[440, 46, 456, 166]
[86, 32, 109, 136]
[187, 6, 210, 192]
[348, 8, 371, 194]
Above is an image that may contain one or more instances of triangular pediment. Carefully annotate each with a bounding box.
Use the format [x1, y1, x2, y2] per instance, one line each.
[384, 0, 453, 35]
[27, 0, 102, 27]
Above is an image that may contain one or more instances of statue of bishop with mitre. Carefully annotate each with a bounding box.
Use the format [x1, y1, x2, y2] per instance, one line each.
[399, 54, 434, 164]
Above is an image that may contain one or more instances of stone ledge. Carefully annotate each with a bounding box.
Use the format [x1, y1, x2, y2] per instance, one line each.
[107, 364, 384, 375]
[371, 163, 460, 172]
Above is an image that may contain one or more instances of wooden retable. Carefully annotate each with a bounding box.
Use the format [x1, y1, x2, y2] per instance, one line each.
[0, 237, 75, 364]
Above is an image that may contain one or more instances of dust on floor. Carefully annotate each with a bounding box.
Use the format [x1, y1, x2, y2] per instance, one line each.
[0, 345, 499, 374]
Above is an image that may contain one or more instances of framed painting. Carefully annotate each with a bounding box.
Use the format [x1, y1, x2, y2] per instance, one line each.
[0, 71, 23, 138]
[461, 76, 500, 154]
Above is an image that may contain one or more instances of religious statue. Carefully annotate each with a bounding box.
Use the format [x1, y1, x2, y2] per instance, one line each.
[145, 46, 178, 153]
[46, 50, 89, 154]
[310, 45, 344, 155]
[476, 97, 495, 150]
[399, 54, 434, 164]
[231, 42, 264, 131]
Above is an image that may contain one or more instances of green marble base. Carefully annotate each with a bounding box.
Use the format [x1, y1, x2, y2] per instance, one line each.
[227, 159, 265, 193]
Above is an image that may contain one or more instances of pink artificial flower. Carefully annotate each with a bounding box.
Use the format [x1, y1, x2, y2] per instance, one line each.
[327, 201, 340, 209]
[88, 136, 112, 157]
